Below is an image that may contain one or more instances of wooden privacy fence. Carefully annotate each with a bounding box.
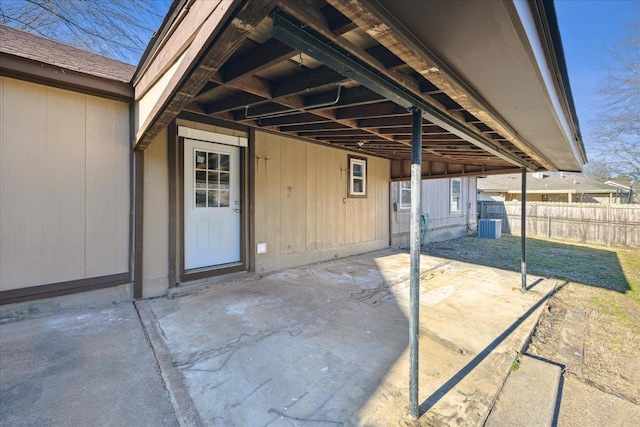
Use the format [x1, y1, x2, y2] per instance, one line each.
[478, 201, 640, 247]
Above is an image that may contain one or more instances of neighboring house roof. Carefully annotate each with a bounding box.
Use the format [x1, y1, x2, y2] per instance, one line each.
[0, 25, 136, 82]
[477, 173, 617, 194]
[605, 180, 634, 190]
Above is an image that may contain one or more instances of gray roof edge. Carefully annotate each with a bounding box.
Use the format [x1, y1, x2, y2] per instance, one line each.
[0, 24, 136, 83]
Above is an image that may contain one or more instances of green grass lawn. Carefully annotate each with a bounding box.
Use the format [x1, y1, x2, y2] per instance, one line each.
[426, 234, 640, 403]
[423, 234, 639, 299]
[617, 249, 640, 302]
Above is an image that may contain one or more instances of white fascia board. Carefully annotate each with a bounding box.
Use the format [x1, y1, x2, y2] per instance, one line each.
[178, 126, 248, 147]
[135, 51, 187, 137]
[512, 0, 584, 168]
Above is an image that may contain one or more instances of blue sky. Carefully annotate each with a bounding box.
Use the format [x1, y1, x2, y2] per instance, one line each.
[554, 0, 639, 153]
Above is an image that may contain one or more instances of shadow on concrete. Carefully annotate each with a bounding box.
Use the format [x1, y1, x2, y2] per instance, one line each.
[142, 249, 556, 426]
[419, 288, 554, 415]
[1, 249, 557, 426]
[145, 251, 412, 425]
[424, 234, 630, 294]
[526, 278, 545, 291]
[525, 353, 566, 427]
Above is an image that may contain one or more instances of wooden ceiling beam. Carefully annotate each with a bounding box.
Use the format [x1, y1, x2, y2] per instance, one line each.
[269, 44, 405, 100]
[195, 40, 295, 102]
[313, 135, 389, 142]
[299, 129, 373, 137]
[329, 0, 554, 170]
[337, 101, 408, 120]
[226, 75, 272, 99]
[279, 122, 349, 132]
[232, 94, 309, 119]
[206, 72, 380, 118]
[308, 85, 384, 109]
[222, 38, 296, 82]
[358, 118, 449, 133]
[278, 0, 463, 123]
[321, 3, 358, 35]
[271, 66, 345, 98]
[196, 81, 219, 98]
[204, 91, 265, 114]
[376, 126, 464, 136]
[249, 112, 331, 126]
[135, 0, 279, 149]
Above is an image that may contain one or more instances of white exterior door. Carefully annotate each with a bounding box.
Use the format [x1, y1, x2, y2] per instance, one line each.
[184, 139, 241, 270]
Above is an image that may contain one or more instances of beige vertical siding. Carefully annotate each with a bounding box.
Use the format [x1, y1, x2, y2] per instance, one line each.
[85, 96, 131, 277]
[0, 77, 130, 291]
[390, 177, 477, 246]
[253, 131, 390, 272]
[142, 129, 169, 298]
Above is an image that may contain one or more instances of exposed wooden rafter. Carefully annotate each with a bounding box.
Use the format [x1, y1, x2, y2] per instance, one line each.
[135, 0, 554, 178]
[328, 0, 557, 170]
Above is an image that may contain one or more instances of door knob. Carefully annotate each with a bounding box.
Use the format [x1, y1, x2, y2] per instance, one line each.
[235, 208, 240, 213]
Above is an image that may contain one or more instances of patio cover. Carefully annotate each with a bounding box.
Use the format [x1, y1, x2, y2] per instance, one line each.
[133, 0, 585, 180]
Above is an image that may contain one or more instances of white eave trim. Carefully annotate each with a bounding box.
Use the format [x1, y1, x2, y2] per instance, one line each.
[512, 0, 584, 168]
[178, 126, 248, 147]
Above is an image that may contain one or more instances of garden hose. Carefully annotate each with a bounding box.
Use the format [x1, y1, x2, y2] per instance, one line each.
[421, 214, 429, 245]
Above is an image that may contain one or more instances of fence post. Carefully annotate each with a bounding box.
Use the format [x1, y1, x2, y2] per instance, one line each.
[547, 216, 551, 239]
[607, 203, 611, 247]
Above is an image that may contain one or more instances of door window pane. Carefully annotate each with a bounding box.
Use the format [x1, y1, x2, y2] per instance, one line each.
[220, 190, 230, 207]
[195, 151, 207, 169]
[195, 171, 207, 188]
[220, 154, 230, 171]
[220, 172, 230, 189]
[207, 152, 218, 170]
[208, 190, 218, 208]
[194, 149, 233, 208]
[208, 171, 219, 189]
[195, 190, 207, 207]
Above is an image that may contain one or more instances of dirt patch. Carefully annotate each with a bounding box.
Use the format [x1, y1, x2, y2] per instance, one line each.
[423, 235, 640, 407]
[527, 283, 640, 404]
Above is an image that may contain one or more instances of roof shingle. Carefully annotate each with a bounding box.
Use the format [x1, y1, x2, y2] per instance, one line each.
[0, 25, 136, 83]
[477, 173, 616, 193]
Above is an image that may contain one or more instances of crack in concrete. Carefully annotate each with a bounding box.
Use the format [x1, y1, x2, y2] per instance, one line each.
[230, 377, 272, 409]
[267, 408, 344, 425]
[176, 328, 292, 371]
[175, 298, 353, 372]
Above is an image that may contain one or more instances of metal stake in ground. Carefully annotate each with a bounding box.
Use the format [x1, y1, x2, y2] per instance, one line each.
[409, 106, 422, 418]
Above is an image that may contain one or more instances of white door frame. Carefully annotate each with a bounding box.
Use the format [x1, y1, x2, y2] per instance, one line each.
[181, 128, 247, 275]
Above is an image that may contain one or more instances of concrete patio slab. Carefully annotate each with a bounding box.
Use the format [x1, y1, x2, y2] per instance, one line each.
[485, 355, 562, 427]
[0, 303, 177, 427]
[143, 248, 555, 426]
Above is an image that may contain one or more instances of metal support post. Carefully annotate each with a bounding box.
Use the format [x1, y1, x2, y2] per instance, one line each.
[521, 168, 527, 291]
[409, 107, 422, 418]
